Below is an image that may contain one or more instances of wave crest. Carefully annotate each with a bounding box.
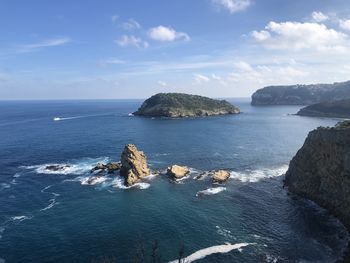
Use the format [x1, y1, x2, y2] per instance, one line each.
[230, 165, 288, 183]
[196, 187, 226, 197]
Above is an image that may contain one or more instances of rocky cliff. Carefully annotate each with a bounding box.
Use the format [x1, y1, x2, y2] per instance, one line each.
[297, 99, 350, 118]
[284, 121, 350, 230]
[133, 93, 240, 118]
[251, 81, 350, 105]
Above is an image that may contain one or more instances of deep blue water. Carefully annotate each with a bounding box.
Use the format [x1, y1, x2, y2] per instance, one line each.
[0, 99, 348, 263]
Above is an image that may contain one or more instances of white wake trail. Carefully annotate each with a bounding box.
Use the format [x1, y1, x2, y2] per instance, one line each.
[168, 243, 253, 263]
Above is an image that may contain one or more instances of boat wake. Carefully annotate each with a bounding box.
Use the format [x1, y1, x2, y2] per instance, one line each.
[168, 243, 253, 263]
[53, 113, 113, 122]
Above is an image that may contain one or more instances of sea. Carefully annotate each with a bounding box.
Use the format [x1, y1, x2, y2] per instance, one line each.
[0, 98, 348, 263]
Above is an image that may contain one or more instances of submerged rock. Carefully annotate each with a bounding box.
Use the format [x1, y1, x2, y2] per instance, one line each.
[212, 170, 230, 183]
[167, 165, 190, 179]
[120, 144, 150, 186]
[45, 164, 70, 171]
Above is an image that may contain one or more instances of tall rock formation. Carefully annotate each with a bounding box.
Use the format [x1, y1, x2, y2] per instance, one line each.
[120, 144, 150, 186]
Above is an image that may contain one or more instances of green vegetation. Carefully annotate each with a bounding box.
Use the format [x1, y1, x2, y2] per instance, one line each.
[297, 99, 350, 118]
[251, 80, 350, 105]
[335, 120, 350, 129]
[133, 93, 240, 117]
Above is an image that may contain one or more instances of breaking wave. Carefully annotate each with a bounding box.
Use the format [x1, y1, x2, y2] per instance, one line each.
[11, 215, 33, 222]
[196, 187, 226, 197]
[23, 157, 109, 175]
[40, 198, 58, 211]
[168, 243, 253, 263]
[230, 165, 288, 183]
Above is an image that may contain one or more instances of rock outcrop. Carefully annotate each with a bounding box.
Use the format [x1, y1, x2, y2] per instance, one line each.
[212, 170, 230, 183]
[91, 162, 121, 174]
[120, 144, 150, 186]
[251, 81, 350, 105]
[167, 165, 190, 179]
[133, 93, 240, 118]
[297, 99, 350, 118]
[284, 121, 350, 230]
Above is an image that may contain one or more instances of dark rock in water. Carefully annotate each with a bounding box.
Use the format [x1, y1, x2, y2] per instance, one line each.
[45, 164, 70, 171]
[251, 80, 350, 105]
[285, 121, 350, 231]
[120, 144, 150, 186]
[91, 162, 121, 174]
[133, 93, 240, 118]
[297, 99, 350, 118]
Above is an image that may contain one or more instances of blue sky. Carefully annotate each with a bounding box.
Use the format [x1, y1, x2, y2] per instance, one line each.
[1, 0, 350, 99]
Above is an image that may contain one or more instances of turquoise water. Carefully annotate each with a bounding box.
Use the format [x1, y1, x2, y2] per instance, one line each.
[0, 99, 348, 262]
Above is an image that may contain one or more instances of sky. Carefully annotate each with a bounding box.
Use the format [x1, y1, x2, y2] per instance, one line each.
[1, 0, 350, 99]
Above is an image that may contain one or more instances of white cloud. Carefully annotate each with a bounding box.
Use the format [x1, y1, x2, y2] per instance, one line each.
[193, 74, 210, 84]
[99, 58, 125, 66]
[120, 19, 141, 30]
[148, 26, 190, 42]
[111, 15, 119, 23]
[251, 21, 348, 52]
[115, 35, 149, 48]
[157, 80, 167, 87]
[213, 0, 251, 13]
[312, 11, 328, 22]
[339, 19, 350, 31]
[228, 64, 308, 85]
[234, 61, 253, 71]
[17, 37, 71, 53]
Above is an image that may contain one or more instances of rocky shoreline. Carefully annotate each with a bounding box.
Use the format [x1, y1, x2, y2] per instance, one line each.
[284, 121, 350, 262]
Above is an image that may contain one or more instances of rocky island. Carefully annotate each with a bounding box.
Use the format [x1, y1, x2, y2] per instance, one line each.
[284, 121, 350, 261]
[297, 99, 350, 118]
[133, 93, 240, 118]
[251, 80, 350, 105]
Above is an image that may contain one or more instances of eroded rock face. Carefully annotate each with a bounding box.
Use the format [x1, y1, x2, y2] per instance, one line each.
[120, 144, 150, 186]
[284, 121, 350, 229]
[212, 170, 230, 183]
[167, 165, 189, 179]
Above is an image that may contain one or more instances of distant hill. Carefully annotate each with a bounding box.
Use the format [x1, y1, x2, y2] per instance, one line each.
[133, 93, 240, 118]
[297, 99, 350, 118]
[251, 81, 350, 105]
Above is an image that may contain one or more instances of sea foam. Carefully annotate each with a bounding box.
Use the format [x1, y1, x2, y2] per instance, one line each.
[230, 165, 288, 183]
[11, 215, 33, 222]
[168, 243, 252, 263]
[24, 157, 109, 175]
[196, 187, 226, 197]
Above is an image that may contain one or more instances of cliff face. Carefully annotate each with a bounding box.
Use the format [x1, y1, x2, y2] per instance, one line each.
[284, 121, 350, 229]
[297, 99, 350, 118]
[133, 93, 240, 118]
[251, 81, 350, 105]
